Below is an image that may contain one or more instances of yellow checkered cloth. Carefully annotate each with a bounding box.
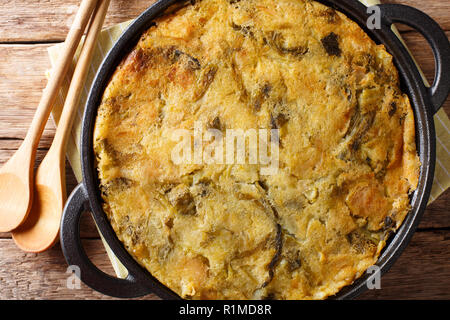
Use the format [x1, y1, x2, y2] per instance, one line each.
[47, 0, 450, 279]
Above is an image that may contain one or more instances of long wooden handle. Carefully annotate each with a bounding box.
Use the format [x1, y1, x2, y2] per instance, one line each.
[24, 0, 99, 150]
[51, 0, 111, 157]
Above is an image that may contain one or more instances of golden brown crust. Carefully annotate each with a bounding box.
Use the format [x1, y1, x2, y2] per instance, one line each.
[93, 0, 420, 299]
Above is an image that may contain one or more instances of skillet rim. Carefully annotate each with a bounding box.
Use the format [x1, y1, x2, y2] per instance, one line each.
[75, 0, 440, 299]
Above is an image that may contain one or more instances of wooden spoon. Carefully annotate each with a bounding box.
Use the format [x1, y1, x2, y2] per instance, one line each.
[0, 0, 99, 233]
[12, 0, 111, 252]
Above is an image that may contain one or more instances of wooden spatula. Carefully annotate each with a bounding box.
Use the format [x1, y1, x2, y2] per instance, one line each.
[12, 0, 111, 252]
[0, 0, 99, 233]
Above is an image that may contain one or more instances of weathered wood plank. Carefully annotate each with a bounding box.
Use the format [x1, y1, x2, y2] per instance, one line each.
[0, 32, 448, 143]
[0, 44, 55, 146]
[0, 238, 160, 300]
[1, 229, 448, 300]
[0, 0, 448, 42]
[0, 157, 81, 239]
[0, 31, 448, 239]
[0, 0, 157, 42]
[1, 188, 446, 239]
[359, 230, 450, 300]
[419, 189, 450, 230]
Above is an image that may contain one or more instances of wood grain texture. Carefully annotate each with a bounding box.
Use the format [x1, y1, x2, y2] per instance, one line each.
[0, 0, 157, 42]
[0, 0, 448, 42]
[0, 238, 159, 300]
[0, 33, 448, 143]
[0, 0, 448, 300]
[419, 189, 450, 230]
[0, 230, 448, 299]
[1, 188, 447, 240]
[359, 230, 450, 300]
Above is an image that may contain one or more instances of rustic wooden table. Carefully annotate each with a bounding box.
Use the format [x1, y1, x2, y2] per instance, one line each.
[0, 0, 448, 300]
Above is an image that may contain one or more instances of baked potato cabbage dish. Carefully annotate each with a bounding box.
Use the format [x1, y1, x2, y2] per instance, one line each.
[94, 0, 420, 299]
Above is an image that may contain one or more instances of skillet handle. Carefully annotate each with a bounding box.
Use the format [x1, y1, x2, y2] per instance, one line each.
[60, 183, 151, 298]
[378, 4, 450, 114]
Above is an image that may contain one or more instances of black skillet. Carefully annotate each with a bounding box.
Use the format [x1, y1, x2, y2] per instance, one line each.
[60, 0, 450, 299]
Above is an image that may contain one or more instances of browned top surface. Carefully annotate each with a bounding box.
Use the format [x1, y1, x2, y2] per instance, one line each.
[0, 0, 448, 300]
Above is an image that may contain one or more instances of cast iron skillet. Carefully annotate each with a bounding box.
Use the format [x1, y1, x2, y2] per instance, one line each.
[60, 0, 450, 299]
